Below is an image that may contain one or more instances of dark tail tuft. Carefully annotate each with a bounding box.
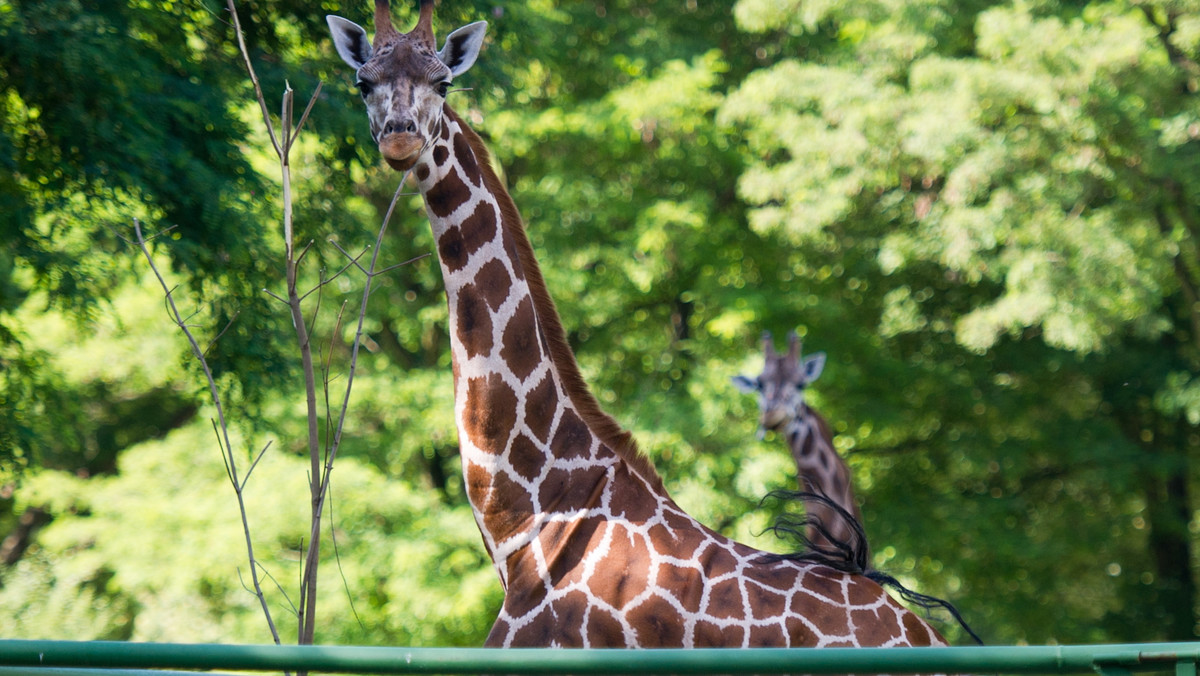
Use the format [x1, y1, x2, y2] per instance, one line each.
[758, 490, 983, 645]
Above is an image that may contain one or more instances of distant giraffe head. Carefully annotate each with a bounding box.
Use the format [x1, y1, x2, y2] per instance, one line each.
[327, 0, 487, 171]
[733, 331, 826, 439]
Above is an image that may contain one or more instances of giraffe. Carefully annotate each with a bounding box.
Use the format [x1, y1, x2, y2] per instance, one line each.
[327, 0, 949, 648]
[732, 331, 865, 553]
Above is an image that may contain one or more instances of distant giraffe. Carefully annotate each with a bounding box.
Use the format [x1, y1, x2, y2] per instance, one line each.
[327, 0, 948, 648]
[733, 331, 863, 551]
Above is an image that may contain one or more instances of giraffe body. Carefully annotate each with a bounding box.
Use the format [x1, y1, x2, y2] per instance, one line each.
[328, 0, 946, 648]
[734, 332, 864, 550]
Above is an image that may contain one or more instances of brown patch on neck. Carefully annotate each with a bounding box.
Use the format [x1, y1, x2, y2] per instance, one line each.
[443, 107, 663, 491]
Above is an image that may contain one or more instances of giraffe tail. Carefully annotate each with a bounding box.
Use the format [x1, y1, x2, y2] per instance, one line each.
[758, 489, 984, 646]
[864, 569, 985, 645]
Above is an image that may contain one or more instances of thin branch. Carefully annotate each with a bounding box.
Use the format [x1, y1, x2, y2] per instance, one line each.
[132, 219, 284, 646]
[297, 258, 361, 302]
[326, 482, 367, 632]
[328, 239, 372, 275]
[225, 0, 281, 156]
[292, 82, 325, 149]
[295, 239, 316, 272]
[242, 440, 274, 489]
[203, 310, 241, 359]
[213, 418, 235, 486]
[375, 251, 432, 276]
[310, 171, 413, 597]
[262, 287, 288, 304]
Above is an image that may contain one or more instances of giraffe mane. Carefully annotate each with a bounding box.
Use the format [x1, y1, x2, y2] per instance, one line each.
[445, 106, 666, 492]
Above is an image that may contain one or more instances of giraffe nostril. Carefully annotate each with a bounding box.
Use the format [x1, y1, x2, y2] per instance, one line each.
[383, 119, 418, 137]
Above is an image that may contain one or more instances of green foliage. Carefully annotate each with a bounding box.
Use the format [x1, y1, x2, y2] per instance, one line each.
[2, 0, 1199, 650]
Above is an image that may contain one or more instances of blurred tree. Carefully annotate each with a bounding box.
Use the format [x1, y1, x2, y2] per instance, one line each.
[723, 0, 1200, 641]
[4, 0, 1198, 649]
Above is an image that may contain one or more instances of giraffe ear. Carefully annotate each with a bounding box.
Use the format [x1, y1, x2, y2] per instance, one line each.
[731, 375, 759, 394]
[439, 21, 488, 77]
[802, 352, 826, 383]
[327, 15, 372, 69]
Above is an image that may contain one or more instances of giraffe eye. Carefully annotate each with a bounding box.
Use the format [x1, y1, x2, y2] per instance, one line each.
[436, 81, 450, 97]
[356, 80, 374, 99]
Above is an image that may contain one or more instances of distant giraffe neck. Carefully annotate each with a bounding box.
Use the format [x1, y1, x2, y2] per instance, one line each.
[411, 106, 663, 582]
[784, 405, 862, 549]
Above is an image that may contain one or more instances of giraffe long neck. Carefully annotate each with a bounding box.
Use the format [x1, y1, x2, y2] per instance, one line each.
[784, 406, 864, 549]
[412, 107, 663, 584]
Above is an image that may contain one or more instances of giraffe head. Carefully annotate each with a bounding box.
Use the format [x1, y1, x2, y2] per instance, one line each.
[733, 331, 826, 438]
[327, 0, 487, 171]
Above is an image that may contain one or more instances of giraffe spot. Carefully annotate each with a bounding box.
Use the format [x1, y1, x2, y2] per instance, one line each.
[704, 546, 740, 579]
[502, 550, 549, 620]
[454, 132, 482, 187]
[437, 228, 467, 273]
[648, 515, 707, 558]
[550, 407, 592, 460]
[483, 617, 511, 647]
[610, 464, 658, 522]
[586, 606, 627, 647]
[854, 606, 902, 644]
[464, 462, 493, 514]
[586, 524, 650, 609]
[462, 200, 500, 255]
[483, 469, 535, 542]
[656, 563, 704, 614]
[743, 561, 794, 593]
[784, 617, 817, 647]
[549, 591, 589, 646]
[792, 582, 850, 635]
[415, 162, 430, 182]
[747, 582, 788, 620]
[475, 258, 512, 312]
[462, 373, 517, 452]
[848, 575, 886, 606]
[902, 609, 938, 646]
[426, 166, 471, 218]
[437, 202, 498, 274]
[510, 604, 556, 646]
[542, 516, 602, 588]
[455, 283, 494, 359]
[704, 578, 744, 620]
[798, 568, 844, 605]
[441, 117, 453, 140]
[502, 298, 542, 382]
[693, 620, 745, 647]
[628, 594, 685, 647]
[524, 374, 558, 442]
[503, 227, 526, 281]
[795, 428, 816, 457]
[538, 465, 606, 514]
[748, 623, 787, 647]
[508, 433, 545, 481]
[433, 144, 450, 167]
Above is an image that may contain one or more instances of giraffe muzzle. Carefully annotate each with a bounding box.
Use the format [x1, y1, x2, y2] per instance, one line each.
[761, 407, 788, 431]
[379, 131, 424, 171]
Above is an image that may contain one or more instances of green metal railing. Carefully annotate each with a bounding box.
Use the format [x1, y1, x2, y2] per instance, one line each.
[0, 640, 1198, 675]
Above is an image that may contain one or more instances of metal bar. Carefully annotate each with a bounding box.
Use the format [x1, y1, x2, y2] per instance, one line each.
[0, 669, 247, 676]
[1, 641, 1199, 675]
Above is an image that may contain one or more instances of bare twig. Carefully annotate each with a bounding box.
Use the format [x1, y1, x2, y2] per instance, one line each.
[243, 440, 274, 489]
[226, 0, 281, 157]
[132, 219, 284, 646]
[375, 252, 432, 276]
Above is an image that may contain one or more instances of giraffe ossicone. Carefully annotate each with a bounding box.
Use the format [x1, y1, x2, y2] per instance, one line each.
[328, 0, 950, 648]
[733, 331, 865, 553]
